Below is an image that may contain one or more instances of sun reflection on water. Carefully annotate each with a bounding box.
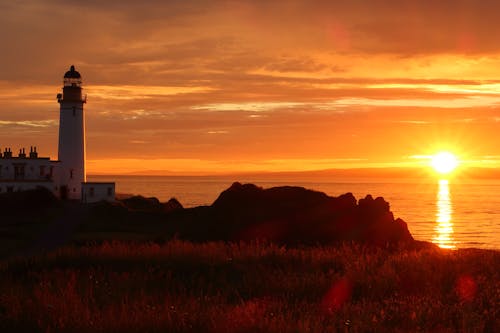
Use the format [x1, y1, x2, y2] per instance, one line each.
[433, 179, 456, 249]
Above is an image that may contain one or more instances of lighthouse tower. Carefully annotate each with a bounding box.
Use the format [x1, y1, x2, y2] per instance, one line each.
[57, 65, 86, 199]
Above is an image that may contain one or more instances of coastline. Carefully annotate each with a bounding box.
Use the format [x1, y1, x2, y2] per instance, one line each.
[90, 175, 500, 250]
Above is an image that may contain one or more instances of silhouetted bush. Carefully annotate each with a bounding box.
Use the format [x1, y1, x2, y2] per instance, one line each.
[0, 187, 60, 219]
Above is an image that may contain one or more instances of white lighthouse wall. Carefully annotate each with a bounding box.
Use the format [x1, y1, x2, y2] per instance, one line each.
[58, 102, 86, 199]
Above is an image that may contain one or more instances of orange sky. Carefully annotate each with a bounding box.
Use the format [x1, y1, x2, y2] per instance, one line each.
[1, 1, 500, 174]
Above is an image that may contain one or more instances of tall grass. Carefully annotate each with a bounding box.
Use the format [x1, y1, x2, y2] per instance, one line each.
[0, 240, 498, 332]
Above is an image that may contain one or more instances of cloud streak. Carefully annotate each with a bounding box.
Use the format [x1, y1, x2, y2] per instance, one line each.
[0, 120, 57, 128]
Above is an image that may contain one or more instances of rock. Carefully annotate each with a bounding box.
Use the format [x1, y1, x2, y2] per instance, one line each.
[121, 195, 162, 211]
[8, 182, 415, 248]
[175, 182, 415, 247]
[162, 198, 183, 213]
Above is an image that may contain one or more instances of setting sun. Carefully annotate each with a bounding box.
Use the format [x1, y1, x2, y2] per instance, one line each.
[431, 152, 459, 175]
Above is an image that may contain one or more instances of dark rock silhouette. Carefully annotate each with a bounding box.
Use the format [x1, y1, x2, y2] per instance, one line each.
[120, 195, 183, 213]
[1, 183, 418, 254]
[162, 198, 183, 213]
[172, 182, 413, 246]
[122, 195, 162, 211]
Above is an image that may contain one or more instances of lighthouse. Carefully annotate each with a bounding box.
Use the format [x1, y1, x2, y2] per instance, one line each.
[57, 65, 86, 199]
[0, 65, 114, 202]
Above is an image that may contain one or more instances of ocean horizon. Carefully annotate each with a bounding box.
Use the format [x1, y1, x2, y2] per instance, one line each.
[88, 174, 500, 250]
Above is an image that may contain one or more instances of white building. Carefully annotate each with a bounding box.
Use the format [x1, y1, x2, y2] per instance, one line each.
[0, 66, 115, 203]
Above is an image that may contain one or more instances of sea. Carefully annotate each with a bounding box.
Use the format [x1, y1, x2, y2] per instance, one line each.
[88, 175, 500, 250]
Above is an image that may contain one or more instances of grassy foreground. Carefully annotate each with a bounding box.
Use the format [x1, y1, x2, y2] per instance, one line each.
[0, 241, 498, 332]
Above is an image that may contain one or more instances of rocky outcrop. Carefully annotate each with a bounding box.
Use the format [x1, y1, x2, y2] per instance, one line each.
[121, 195, 163, 211]
[0, 183, 415, 248]
[162, 198, 183, 213]
[174, 182, 413, 246]
[120, 196, 183, 213]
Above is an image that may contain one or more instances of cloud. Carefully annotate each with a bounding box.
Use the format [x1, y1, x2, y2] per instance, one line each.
[191, 102, 308, 112]
[0, 120, 57, 128]
[2, 1, 500, 172]
[333, 96, 500, 108]
[3, 1, 500, 85]
[90, 85, 215, 100]
[48, 0, 214, 22]
[394, 120, 431, 125]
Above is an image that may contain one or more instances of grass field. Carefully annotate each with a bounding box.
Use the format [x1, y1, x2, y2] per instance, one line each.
[0, 240, 498, 332]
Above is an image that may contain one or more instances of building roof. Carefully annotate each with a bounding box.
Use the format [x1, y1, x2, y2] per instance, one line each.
[0, 156, 51, 161]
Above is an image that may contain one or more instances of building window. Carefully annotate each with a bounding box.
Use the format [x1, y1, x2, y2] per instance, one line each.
[7, 186, 13, 193]
[89, 187, 95, 197]
[70, 169, 73, 179]
[73, 188, 76, 192]
[14, 165, 25, 180]
[40, 165, 45, 177]
[72, 107, 76, 116]
[107, 187, 113, 197]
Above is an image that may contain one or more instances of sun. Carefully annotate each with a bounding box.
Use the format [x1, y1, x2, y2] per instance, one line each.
[430, 152, 459, 174]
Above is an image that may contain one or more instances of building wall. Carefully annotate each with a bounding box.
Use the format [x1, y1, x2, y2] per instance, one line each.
[82, 182, 115, 203]
[0, 157, 54, 181]
[0, 156, 62, 195]
[0, 181, 56, 194]
[0, 156, 115, 203]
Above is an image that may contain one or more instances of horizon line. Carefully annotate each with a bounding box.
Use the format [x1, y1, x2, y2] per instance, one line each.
[86, 165, 500, 178]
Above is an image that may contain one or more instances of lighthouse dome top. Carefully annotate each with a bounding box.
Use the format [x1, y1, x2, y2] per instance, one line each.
[63, 65, 82, 87]
[64, 65, 81, 79]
